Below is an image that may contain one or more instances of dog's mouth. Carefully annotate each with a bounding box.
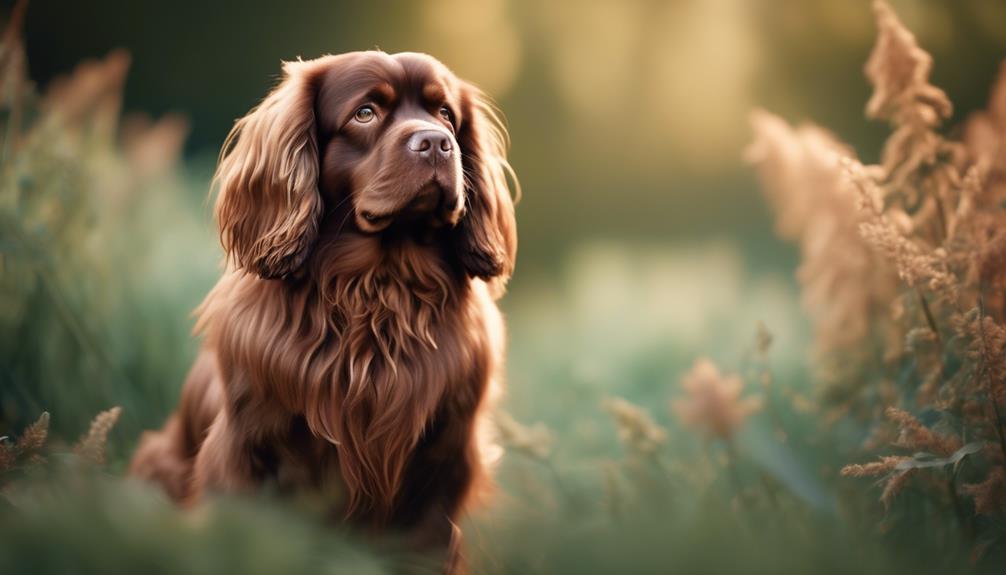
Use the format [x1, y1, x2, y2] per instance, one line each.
[356, 180, 463, 234]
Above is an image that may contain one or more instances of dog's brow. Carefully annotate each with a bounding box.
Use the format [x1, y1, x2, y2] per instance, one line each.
[367, 83, 396, 106]
[422, 83, 447, 104]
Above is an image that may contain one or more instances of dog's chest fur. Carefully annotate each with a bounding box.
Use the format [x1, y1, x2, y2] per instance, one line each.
[200, 237, 492, 513]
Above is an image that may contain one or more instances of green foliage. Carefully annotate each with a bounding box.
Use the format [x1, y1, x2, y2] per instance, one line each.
[1, 471, 389, 575]
[0, 17, 218, 439]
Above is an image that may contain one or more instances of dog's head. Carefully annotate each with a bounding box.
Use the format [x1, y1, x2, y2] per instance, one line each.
[213, 51, 517, 281]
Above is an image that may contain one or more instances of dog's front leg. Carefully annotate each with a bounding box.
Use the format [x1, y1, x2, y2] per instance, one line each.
[393, 418, 484, 574]
[396, 499, 466, 575]
[189, 410, 257, 500]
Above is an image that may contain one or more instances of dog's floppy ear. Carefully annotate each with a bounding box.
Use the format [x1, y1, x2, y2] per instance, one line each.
[214, 60, 323, 279]
[454, 83, 518, 283]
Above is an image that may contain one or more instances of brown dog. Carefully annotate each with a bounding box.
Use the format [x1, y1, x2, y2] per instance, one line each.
[129, 51, 517, 572]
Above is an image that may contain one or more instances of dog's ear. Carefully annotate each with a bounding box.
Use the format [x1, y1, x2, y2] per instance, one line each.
[214, 60, 323, 279]
[454, 83, 518, 283]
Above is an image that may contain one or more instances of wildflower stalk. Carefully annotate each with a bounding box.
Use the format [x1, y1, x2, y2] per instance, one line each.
[724, 440, 743, 502]
[602, 463, 622, 520]
[495, 411, 574, 506]
[988, 396, 1006, 467]
[753, 325, 788, 443]
[916, 288, 942, 346]
[947, 466, 974, 541]
[915, 288, 951, 384]
[977, 294, 1006, 465]
[931, 182, 949, 244]
[74, 406, 122, 465]
[750, 327, 786, 506]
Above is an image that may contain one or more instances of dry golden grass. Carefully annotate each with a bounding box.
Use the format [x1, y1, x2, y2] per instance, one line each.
[73, 406, 122, 466]
[751, 0, 1006, 549]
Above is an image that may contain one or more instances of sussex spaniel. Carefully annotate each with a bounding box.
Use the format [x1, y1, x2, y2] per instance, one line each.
[129, 51, 517, 572]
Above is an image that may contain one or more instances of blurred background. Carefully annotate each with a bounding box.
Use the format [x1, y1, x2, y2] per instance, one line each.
[23, 0, 1006, 261]
[3, 0, 1006, 573]
[17, 0, 1005, 432]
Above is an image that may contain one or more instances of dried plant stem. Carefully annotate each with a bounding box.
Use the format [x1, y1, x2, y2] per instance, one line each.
[916, 288, 942, 346]
[977, 294, 1006, 465]
[602, 463, 622, 520]
[724, 440, 743, 502]
[932, 187, 949, 244]
[989, 398, 1006, 463]
[746, 346, 787, 443]
[916, 288, 951, 383]
[947, 467, 974, 541]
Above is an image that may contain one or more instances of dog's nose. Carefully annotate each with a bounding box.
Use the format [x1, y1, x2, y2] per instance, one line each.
[407, 130, 452, 159]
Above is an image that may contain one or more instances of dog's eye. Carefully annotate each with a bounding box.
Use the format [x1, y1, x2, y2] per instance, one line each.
[354, 105, 376, 123]
[439, 106, 452, 123]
